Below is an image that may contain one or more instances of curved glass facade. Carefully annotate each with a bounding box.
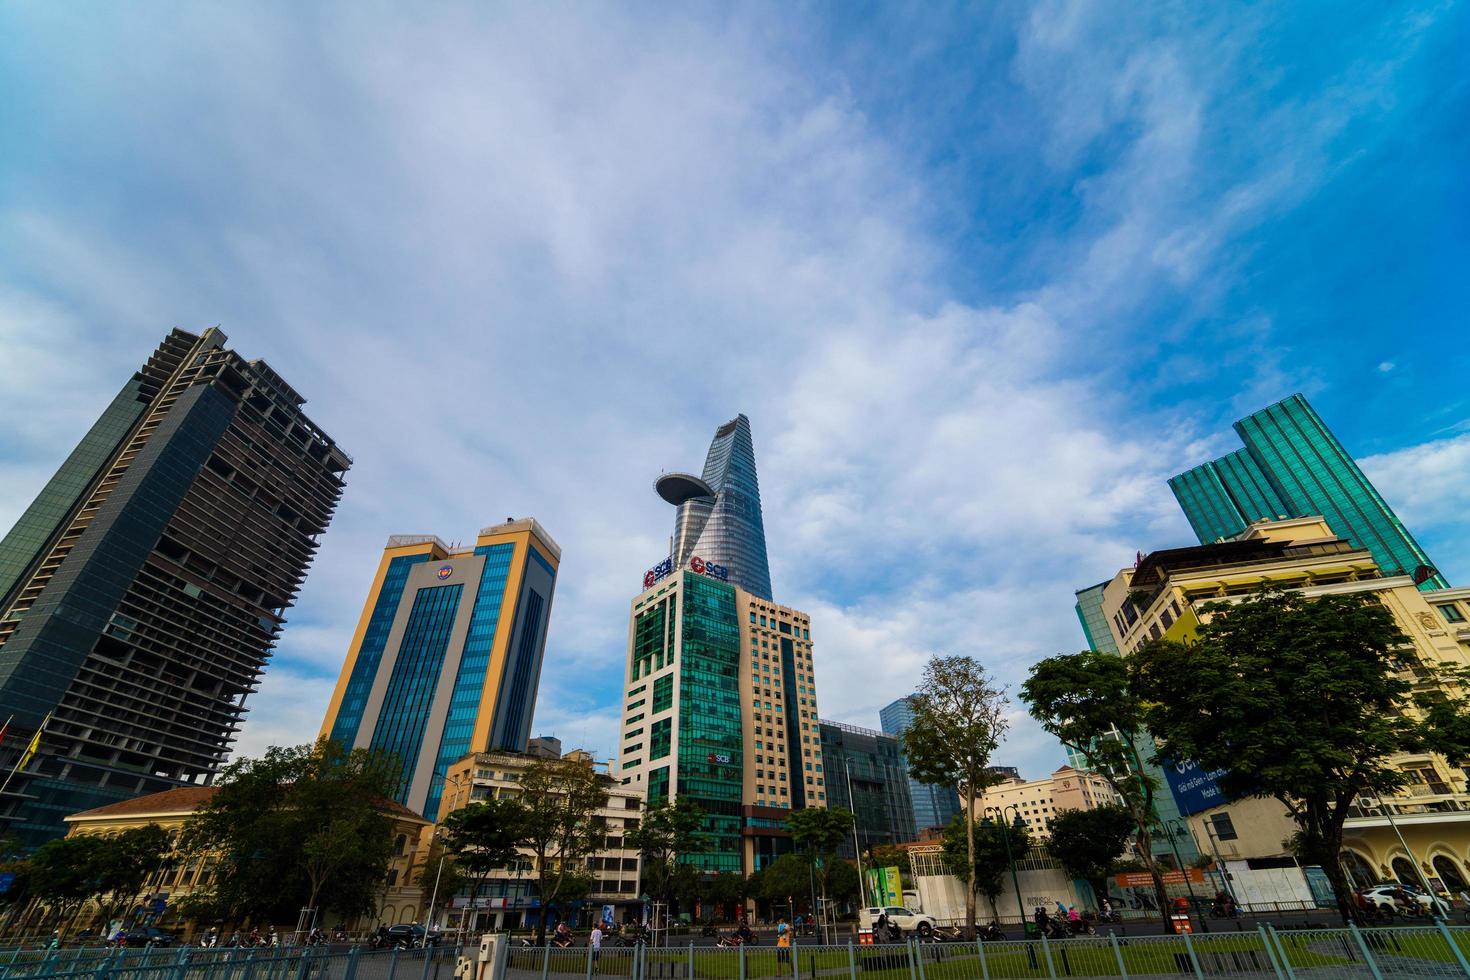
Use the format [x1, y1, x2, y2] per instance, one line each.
[665, 414, 773, 600]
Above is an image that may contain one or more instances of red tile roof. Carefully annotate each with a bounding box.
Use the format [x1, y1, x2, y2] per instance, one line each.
[67, 786, 219, 820]
[66, 785, 429, 825]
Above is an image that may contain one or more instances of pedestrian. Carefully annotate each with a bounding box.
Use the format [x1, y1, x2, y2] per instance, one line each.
[589, 923, 602, 972]
[776, 929, 790, 964]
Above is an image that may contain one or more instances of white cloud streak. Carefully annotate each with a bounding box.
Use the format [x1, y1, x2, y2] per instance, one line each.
[0, 3, 1459, 780]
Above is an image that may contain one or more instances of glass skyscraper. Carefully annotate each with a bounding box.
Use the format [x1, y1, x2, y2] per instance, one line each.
[655, 414, 773, 600]
[618, 570, 825, 874]
[0, 328, 351, 847]
[623, 412, 827, 875]
[320, 519, 560, 820]
[819, 720, 917, 857]
[1169, 394, 1445, 589]
[879, 696, 962, 833]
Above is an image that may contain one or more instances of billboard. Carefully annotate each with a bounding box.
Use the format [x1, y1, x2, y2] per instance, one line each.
[865, 866, 902, 906]
[1162, 757, 1230, 816]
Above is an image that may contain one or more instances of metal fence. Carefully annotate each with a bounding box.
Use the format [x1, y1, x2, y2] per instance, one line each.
[501, 926, 1470, 980]
[0, 944, 463, 980]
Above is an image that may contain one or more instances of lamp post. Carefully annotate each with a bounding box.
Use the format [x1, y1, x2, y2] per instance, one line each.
[982, 805, 1027, 934]
[844, 759, 866, 906]
[1373, 791, 1444, 920]
[424, 828, 446, 947]
[1157, 819, 1208, 933]
[430, 768, 470, 935]
[1200, 818, 1239, 909]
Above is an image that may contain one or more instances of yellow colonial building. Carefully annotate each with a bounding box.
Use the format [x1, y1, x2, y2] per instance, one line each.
[61, 786, 432, 933]
[1093, 516, 1470, 897]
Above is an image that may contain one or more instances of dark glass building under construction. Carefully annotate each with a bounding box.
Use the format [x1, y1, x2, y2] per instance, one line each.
[1169, 394, 1445, 589]
[0, 328, 350, 847]
[818, 720, 916, 857]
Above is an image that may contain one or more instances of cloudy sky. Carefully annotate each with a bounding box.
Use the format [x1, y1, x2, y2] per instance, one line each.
[2, 2, 1467, 780]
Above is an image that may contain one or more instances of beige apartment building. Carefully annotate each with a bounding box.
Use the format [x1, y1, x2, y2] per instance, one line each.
[972, 765, 1123, 836]
[438, 745, 645, 930]
[1094, 516, 1470, 895]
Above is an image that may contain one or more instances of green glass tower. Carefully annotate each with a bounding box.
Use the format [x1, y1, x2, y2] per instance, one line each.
[1169, 394, 1445, 589]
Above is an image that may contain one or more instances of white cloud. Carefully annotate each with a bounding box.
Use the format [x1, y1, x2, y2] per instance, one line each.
[1361, 432, 1470, 532]
[231, 668, 336, 760]
[0, 2, 1459, 785]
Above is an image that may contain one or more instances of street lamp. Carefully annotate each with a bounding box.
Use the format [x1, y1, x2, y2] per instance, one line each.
[1373, 790, 1444, 921]
[1200, 818, 1240, 909]
[982, 805, 1027, 934]
[843, 759, 866, 907]
[1157, 819, 1208, 933]
[424, 827, 446, 947]
[429, 768, 471, 937]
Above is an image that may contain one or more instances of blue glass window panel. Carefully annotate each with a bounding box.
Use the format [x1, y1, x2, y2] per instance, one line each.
[423, 543, 515, 820]
[330, 554, 431, 745]
[369, 583, 464, 806]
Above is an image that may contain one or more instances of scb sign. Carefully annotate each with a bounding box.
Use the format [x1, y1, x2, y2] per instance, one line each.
[642, 555, 730, 589]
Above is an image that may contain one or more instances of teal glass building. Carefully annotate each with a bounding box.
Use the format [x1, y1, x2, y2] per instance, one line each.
[1169, 394, 1445, 589]
[623, 570, 745, 873]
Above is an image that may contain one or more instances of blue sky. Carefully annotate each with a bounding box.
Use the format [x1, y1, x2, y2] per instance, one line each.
[2, 2, 1467, 779]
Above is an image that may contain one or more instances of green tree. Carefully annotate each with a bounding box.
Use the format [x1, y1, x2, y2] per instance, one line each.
[415, 835, 465, 925]
[180, 739, 400, 924]
[626, 798, 703, 909]
[1046, 806, 1134, 907]
[826, 858, 860, 905]
[866, 845, 911, 883]
[1020, 650, 1171, 922]
[518, 757, 609, 938]
[28, 834, 107, 932]
[901, 656, 1009, 937]
[940, 814, 1031, 922]
[757, 853, 813, 916]
[93, 825, 171, 931]
[787, 806, 854, 924]
[440, 798, 529, 926]
[1130, 588, 1470, 923]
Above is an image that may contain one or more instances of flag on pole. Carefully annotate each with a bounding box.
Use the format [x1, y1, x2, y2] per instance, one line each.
[17, 713, 49, 771]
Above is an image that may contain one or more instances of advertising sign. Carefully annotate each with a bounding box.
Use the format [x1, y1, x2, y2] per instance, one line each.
[642, 555, 730, 589]
[1112, 869, 1205, 889]
[865, 866, 902, 906]
[1163, 757, 1230, 816]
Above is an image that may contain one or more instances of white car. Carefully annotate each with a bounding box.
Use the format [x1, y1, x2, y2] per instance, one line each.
[1359, 884, 1450, 917]
[860, 906, 937, 938]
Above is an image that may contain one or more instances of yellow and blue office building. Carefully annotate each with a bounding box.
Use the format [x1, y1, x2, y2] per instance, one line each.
[320, 519, 560, 819]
